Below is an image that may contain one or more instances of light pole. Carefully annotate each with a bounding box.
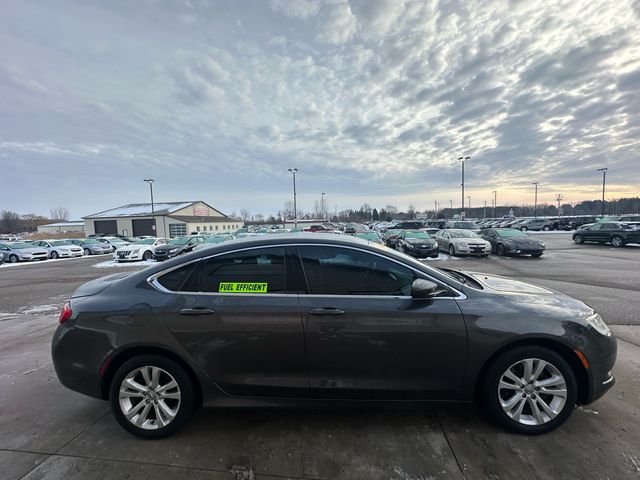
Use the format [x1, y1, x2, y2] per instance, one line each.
[467, 196, 471, 211]
[458, 156, 470, 218]
[597, 168, 607, 218]
[483, 200, 487, 219]
[288, 168, 298, 227]
[556, 194, 563, 217]
[492, 190, 497, 218]
[321, 192, 325, 220]
[434, 200, 438, 218]
[532, 182, 539, 218]
[143, 179, 156, 234]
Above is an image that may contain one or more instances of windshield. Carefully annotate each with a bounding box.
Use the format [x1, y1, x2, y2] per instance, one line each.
[496, 229, 527, 238]
[169, 238, 188, 245]
[134, 239, 156, 245]
[355, 233, 380, 241]
[8, 242, 33, 249]
[205, 236, 225, 243]
[449, 231, 478, 239]
[82, 239, 100, 244]
[405, 231, 430, 239]
[51, 240, 73, 246]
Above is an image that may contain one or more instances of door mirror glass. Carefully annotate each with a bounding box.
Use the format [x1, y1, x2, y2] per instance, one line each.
[411, 279, 439, 298]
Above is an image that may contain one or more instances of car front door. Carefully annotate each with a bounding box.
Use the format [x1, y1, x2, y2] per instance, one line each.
[294, 245, 467, 399]
[159, 246, 308, 397]
[584, 223, 604, 242]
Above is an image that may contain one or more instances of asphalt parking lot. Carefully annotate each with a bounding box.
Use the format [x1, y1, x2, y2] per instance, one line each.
[1, 232, 639, 480]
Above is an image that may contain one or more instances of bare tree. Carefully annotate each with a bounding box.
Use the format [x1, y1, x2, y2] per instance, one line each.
[407, 204, 416, 219]
[0, 210, 21, 233]
[282, 201, 294, 220]
[50, 207, 70, 221]
[240, 209, 251, 221]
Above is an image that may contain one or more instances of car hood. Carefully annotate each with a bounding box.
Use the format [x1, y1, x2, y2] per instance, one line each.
[405, 238, 436, 245]
[463, 271, 552, 294]
[501, 237, 543, 246]
[451, 238, 488, 245]
[72, 272, 133, 298]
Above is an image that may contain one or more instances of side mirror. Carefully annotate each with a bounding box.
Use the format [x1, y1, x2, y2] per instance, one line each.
[411, 279, 439, 298]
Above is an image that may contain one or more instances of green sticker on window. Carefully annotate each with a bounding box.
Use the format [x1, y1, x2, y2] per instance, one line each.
[219, 282, 268, 293]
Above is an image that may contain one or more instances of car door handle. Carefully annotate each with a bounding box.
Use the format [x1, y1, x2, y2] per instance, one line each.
[179, 308, 215, 316]
[309, 308, 345, 316]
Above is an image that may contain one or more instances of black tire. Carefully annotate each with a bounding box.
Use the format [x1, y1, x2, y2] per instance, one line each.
[543, 225, 550, 231]
[9, 254, 19, 263]
[611, 235, 624, 248]
[520, 226, 528, 231]
[496, 244, 506, 256]
[50, 251, 59, 260]
[483, 346, 577, 435]
[142, 250, 153, 261]
[448, 244, 456, 256]
[573, 235, 583, 244]
[531, 252, 543, 258]
[84, 248, 91, 256]
[109, 354, 195, 439]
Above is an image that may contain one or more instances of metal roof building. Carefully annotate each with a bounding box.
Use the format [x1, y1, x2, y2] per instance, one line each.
[37, 221, 86, 233]
[83, 201, 243, 238]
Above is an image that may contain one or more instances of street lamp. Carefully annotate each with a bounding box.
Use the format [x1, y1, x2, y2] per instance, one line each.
[492, 190, 497, 218]
[458, 156, 470, 218]
[287, 168, 298, 227]
[467, 195, 471, 211]
[321, 192, 326, 220]
[532, 182, 539, 218]
[597, 168, 608, 218]
[556, 194, 563, 217]
[143, 179, 156, 234]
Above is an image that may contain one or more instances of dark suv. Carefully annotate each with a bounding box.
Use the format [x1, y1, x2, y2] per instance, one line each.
[153, 236, 205, 261]
[573, 222, 640, 247]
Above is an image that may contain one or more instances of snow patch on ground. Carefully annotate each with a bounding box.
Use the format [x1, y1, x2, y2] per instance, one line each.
[0, 255, 106, 269]
[19, 304, 63, 315]
[422, 254, 461, 262]
[93, 260, 156, 269]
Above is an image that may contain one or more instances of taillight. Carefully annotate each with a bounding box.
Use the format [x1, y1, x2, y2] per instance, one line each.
[59, 302, 72, 324]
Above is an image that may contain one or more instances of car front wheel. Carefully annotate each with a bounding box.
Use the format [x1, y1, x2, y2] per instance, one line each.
[109, 355, 195, 439]
[484, 346, 577, 434]
[496, 244, 506, 256]
[611, 236, 624, 248]
[84, 248, 91, 256]
[448, 244, 456, 256]
[143, 251, 153, 261]
[520, 226, 528, 231]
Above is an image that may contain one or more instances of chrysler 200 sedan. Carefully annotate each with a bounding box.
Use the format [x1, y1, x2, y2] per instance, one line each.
[52, 234, 616, 438]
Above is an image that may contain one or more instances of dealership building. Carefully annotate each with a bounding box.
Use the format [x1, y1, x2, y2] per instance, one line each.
[83, 201, 243, 238]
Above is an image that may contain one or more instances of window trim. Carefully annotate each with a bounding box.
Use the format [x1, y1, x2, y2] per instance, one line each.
[147, 243, 466, 299]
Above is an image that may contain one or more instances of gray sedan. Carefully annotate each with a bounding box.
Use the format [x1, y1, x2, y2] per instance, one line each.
[0, 242, 48, 262]
[434, 229, 491, 256]
[52, 234, 616, 439]
[30, 240, 84, 259]
[69, 239, 113, 256]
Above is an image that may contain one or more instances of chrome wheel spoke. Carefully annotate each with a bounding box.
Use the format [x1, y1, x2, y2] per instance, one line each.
[123, 377, 147, 394]
[157, 380, 177, 394]
[522, 359, 534, 383]
[150, 367, 160, 389]
[503, 369, 524, 387]
[536, 396, 557, 418]
[528, 397, 545, 424]
[499, 380, 520, 391]
[124, 400, 146, 420]
[500, 393, 522, 410]
[531, 360, 547, 382]
[135, 403, 153, 426]
[157, 399, 177, 419]
[540, 386, 567, 397]
[535, 375, 565, 388]
[159, 391, 181, 400]
[141, 366, 153, 387]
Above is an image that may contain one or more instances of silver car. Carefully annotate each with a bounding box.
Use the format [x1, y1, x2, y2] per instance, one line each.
[69, 239, 114, 256]
[0, 242, 49, 263]
[97, 237, 131, 253]
[434, 229, 491, 256]
[30, 240, 84, 259]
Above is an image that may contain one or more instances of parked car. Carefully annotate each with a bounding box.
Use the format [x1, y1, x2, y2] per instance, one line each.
[69, 239, 114, 256]
[114, 238, 169, 262]
[303, 224, 336, 233]
[193, 235, 229, 251]
[52, 233, 617, 438]
[153, 236, 205, 261]
[97, 237, 131, 252]
[434, 229, 491, 256]
[395, 230, 438, 258]
[572, 222, 640, 247]
[382, 228, 403, 247]
[479, 229, 545, 257]
[424, 220, 446, 230]
[0, 242, 48, 263]
[617, 216, 640, 228]
[30, 240, 83, 259]
[444, 221, 478, 230]
[517, 218, 554, 231]
[0, 252, 5, 265]
[354, 231, 383, 244]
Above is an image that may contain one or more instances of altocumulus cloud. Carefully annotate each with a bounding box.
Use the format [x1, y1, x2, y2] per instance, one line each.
[0, 0, 639, 218]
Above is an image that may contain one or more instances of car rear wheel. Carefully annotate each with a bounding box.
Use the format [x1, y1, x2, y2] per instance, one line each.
[573, 235, 583, 244]
[84, 248, 91, 256]
[143, 251, 153, 261]
[496, 244, 506, 256]
[611, 236, 624, 248]
[448, 244, 456, 256]
[520, 226, 528, 231]
[50, 251, 59, 259]
[9, 254, 19, 263]
[484, 346, 577, 434]
[109, 355, 195, 439]
[543, 225, 550, 231]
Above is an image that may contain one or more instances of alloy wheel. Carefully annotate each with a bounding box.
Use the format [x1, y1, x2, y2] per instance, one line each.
[611, 236, 623, 247]
[9, 254, 19, 263]
[498, 358, 567, 426]
[118, 366, 181, 430]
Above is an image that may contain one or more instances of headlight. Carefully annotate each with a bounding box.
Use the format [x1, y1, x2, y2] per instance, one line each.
[540, 242, 546, 247]
[585, 313, 611, 337]
[169, 248, 179, 253]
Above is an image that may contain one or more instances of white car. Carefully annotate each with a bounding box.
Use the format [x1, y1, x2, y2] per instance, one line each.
[113, 237, 168, 262]
[30, 240, 83, 259]
[97, 237, 131, 252]
[434, 229, 491, 257]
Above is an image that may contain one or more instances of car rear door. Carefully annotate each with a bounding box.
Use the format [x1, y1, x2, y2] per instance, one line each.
[294, 245, 467, 399]
[159, 246, 308, 397]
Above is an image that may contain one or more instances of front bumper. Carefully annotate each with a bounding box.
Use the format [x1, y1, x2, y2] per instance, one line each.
[453, 244, 490, 255]
[154, 250, 180, 261]
[582, 329, 617, 404]
[20, 254, 48, 261]
[405, 244, 439, 257]
[506, 246, 545, 255]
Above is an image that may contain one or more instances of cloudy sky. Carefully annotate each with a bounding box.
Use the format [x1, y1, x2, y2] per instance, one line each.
[1, 0, 639, 219]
